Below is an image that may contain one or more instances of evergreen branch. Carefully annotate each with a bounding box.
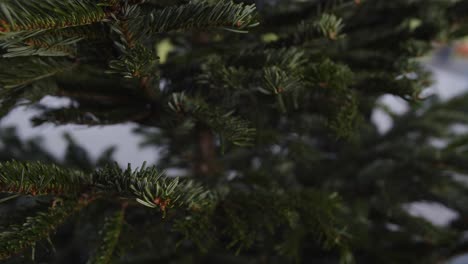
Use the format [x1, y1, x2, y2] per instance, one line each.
[0, 24, 108, 62]
[198, 58, 252, 91]
[315, 13, 345, 40]
[261, 66, 303, 112]
[305, 59, 359, 137]
[0, 160, 88, 196]
[197, 48, 308, 111]
[105, 3, 159, 79]
[306, 59, 354, 93]
[174, 188, 351, 259]
[326, 93, 360, 138]
[0, 0, 107, 33]
[266, 11, 346, 47]
[169, 93, 256, 147]
[262, 66, 302, 96]
[0, 199, 89, 260]
[105, 0, 257, 80]
[87, 209, 125, 264]
[257, 47, 308, 69]
[93, 163, 215, 214]
[1, 35, 82, 57]
[107, 44, 159, 79]
[0, 160, 215, 215]
[198, 54, 359, 136]
[138, 0, 258, 34]
[0, 57, 74, 89]
[198, 48, 307, 90]
[107, 2, 141, 48]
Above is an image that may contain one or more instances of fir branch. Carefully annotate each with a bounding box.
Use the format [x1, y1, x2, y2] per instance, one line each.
[93, 163, 215, 214]
[0, 57, 74, 89]
[198, 53, 359, 135]
[261, 47, 308, 69]
[199, 48, 308, 90]
[326, 93, 360, 139]
[261, 66, 303, 112]
[168, 93, 256, 147]
[107, 2, 142, 48]
[107, 44, 159, 79]
[174, 188, 351, 259]
[197, 55, 254, 92]
[307, 59, 353, 93]
[137, 0, 258, 34]
[1, 35, 82, 57]
[87, 208, 125, 264]
[198, 48, 309, 111]
[315, 13, 345, 40]
[266, 11, 346, 47]
[105, 0, 258, 81]
[0, 160, 88, 196]
[0, 199, 89, 260]
[305, 59, 359, 137]
[0, 161, 214, 215]
[0, 0, 107, 33]
[106, 3, 154, 78]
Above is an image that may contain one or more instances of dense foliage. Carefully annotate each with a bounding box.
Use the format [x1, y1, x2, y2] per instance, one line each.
[1, 0, 468, 263]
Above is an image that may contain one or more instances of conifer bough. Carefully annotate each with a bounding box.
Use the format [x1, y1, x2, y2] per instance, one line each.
[0, 160, 214, 212]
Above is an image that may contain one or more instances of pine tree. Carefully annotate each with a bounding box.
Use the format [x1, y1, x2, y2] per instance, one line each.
[1, 0, 468, 263]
